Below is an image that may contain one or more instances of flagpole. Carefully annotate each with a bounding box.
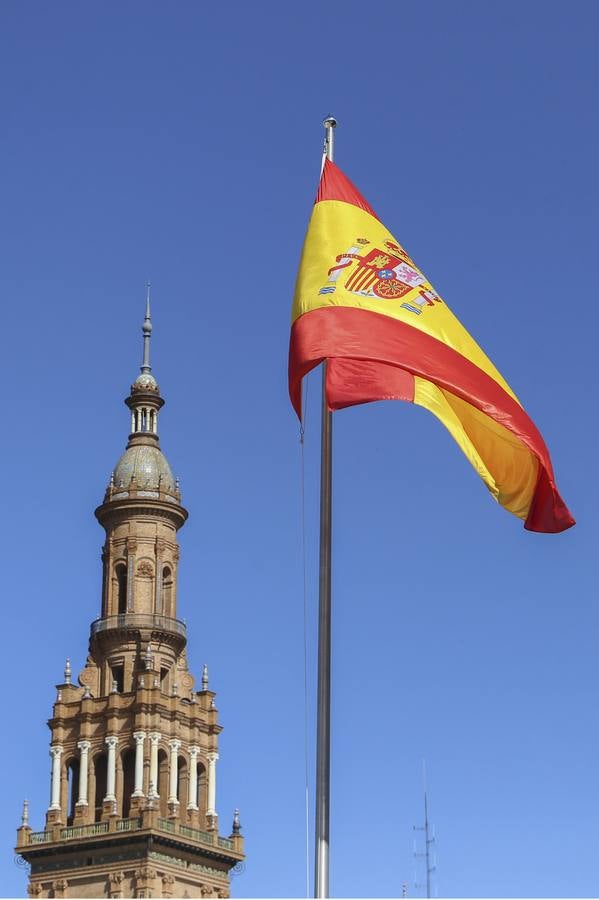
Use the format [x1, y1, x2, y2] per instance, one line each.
[315, 114, 336, 899]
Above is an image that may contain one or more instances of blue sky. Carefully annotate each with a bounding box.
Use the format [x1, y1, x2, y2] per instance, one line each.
[1, 2, 597, 897]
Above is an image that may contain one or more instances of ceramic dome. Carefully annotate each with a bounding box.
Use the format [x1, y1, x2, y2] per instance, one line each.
[132, 371, 159, 392]
[113, 444, 175, 492]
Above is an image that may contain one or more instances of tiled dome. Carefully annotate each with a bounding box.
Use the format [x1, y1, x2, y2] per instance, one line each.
[113, 444, 175, 492]
[132, 372, 159, 392]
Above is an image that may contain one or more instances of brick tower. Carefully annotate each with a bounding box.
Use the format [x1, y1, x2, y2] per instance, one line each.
[15, 293, 244, 898]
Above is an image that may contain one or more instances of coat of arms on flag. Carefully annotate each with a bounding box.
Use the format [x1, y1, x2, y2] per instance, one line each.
[318, 237, 441, 315]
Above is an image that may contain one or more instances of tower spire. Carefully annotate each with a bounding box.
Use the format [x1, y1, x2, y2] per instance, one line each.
[122, 285, 164, 444]
[141, 282, 152, 375]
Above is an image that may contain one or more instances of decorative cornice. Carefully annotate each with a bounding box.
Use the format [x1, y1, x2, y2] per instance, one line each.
[95, 498, 188, 530]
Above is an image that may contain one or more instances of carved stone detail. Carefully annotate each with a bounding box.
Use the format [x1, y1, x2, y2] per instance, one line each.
[108, 870, 125, 898]
[162, 873, 175, 897]
[135, 865, 157, 891]
[180, 672, 195, 691]
[78, 660, 97, 689]
[137, 560, 154, 577]
[51, 879, 69, 898]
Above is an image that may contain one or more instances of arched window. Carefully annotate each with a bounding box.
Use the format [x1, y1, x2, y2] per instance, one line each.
[160, 666, 169, 694]
[94, 754, 107, 823]
[67, 759, 80, 826]
[162, 567, 173, 616]
[115, 564, 127, 614]
[110, 664, 124, 693]
[196, 762, 207, 815]
[121, 748, 136, 818]
[157, 749, 169, 817]
[177, 755, 188, 808]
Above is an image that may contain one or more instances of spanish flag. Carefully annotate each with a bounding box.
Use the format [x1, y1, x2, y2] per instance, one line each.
[289, 160, 574, 533]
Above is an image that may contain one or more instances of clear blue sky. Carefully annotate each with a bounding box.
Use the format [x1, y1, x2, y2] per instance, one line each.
[1, 2, 597, 897]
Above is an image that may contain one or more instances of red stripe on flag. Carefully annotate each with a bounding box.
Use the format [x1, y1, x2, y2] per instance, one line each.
[327, 358, 415, 406]
[316, 159, 380, 219]
[288, 306, 574, 533]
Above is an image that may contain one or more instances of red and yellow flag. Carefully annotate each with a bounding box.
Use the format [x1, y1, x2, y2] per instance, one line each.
[289, 160, 574, 533]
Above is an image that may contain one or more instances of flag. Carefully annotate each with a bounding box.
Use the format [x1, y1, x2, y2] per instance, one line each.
[289, 159, 574, 533]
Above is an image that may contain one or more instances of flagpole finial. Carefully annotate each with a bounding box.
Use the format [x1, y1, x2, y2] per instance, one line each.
[323, 116, 336, 165]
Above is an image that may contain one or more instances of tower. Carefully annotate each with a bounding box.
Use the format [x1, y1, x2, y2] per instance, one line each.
[16, 294, 244, 899]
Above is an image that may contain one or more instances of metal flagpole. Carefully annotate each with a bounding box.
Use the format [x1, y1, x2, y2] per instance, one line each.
[315, 114, 336, 899]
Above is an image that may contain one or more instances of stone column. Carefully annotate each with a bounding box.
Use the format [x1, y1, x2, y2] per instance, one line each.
[149, 732, 160, 796]
[105, 736, 118, 802]
[206, 751, 219, 818]
[49, 746, 63, 810]
[168, 740, 181, 804]
[187, 746, 200, 810]
[76, 741, 91, 806]
[132, 732, 146, 797]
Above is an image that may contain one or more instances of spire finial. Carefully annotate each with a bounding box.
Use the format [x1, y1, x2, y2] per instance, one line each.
[232, 808, 241, 835]
[64, 658, 72, 684]
[141, 282, 152, 374]
[21, 799, 30, 827]
[202, 664, 209, 691]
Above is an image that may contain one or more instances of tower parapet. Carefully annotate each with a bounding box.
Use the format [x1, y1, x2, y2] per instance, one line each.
[16, 292, 244, 899]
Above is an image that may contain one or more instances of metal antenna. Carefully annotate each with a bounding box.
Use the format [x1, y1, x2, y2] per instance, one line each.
[414, 760, 436, 898]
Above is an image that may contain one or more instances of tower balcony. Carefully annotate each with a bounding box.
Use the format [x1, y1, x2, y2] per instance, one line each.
[90, 613, 187, 656]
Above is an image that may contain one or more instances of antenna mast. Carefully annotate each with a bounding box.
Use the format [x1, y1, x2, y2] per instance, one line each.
[414, 763, 436, 898]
